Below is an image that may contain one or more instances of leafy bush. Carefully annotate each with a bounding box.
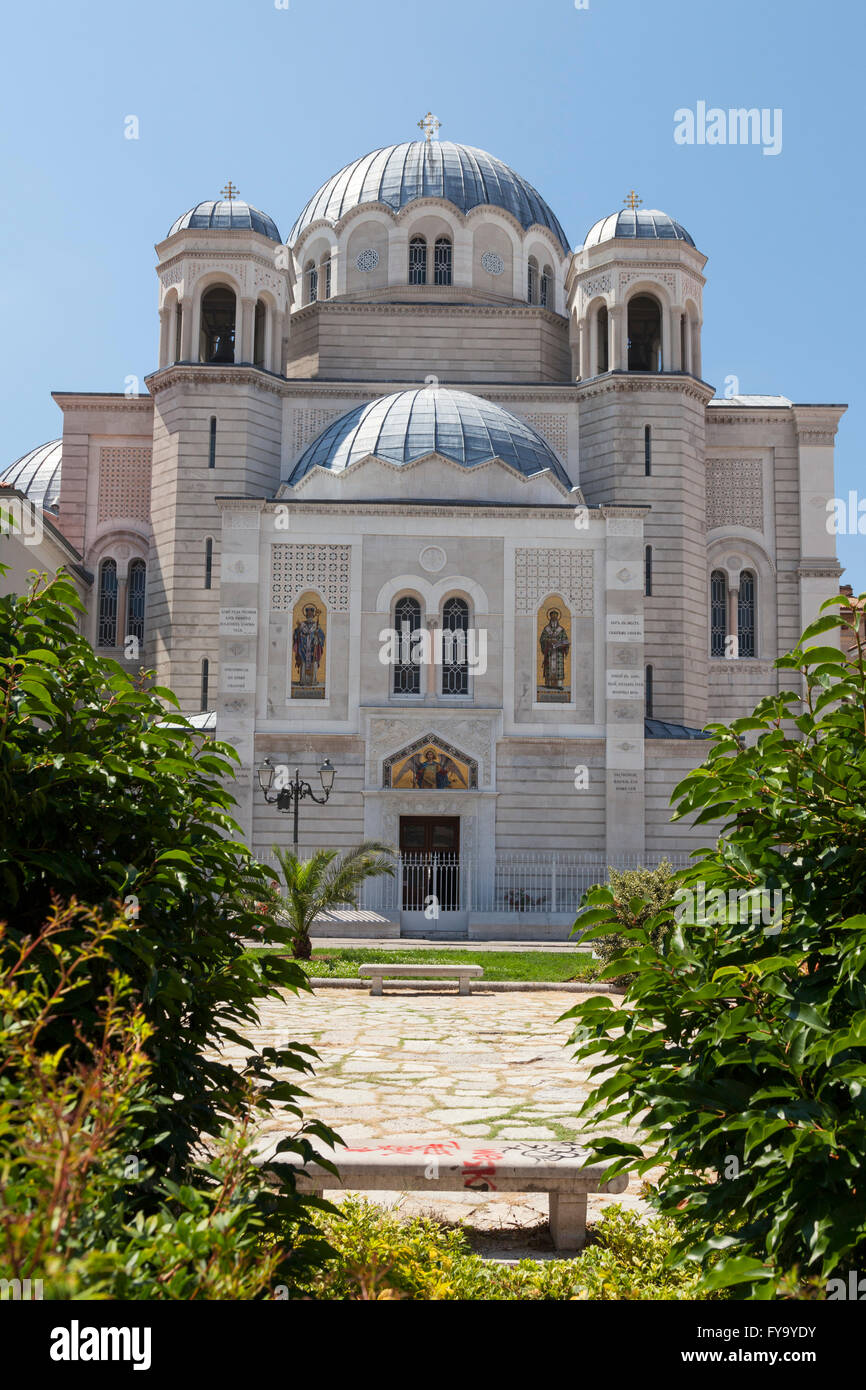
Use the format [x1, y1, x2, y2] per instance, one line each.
[585, 861, 676, 985]
[0, 573, 333, 1177]
[290, 1197, 709, 1300]
[0, 901, 332, 1298]
[563, 597, 866, 1297]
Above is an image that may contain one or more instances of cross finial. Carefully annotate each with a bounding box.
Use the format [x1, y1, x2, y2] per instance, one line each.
[418, 111, 441, 143]
[623, 189, 643, 211]
[220, 180, 240, 202]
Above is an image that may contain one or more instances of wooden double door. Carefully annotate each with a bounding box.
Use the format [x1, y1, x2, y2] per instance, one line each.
[399, 816, 460, 911]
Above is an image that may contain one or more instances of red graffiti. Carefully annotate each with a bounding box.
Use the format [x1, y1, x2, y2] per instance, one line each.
[462, 1148, 504, 1191]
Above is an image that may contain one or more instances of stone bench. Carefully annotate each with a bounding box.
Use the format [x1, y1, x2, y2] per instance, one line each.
[358, 963, 484, 996]
[260, 1139, 627, 1250]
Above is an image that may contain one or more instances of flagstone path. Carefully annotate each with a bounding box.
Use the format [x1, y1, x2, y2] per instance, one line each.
[235, 985, 654, 1251]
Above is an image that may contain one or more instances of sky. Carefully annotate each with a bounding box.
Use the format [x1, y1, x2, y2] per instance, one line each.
[1, 0, 864, 586]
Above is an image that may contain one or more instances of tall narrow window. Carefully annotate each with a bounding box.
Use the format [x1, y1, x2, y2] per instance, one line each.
[392, 596, 422, 695]
[97, 559, 118, 648]
[680, 313, 687, 371]
[322, 255, 331, 299]
[711, 570, 727, 657]
[409, 237, 427, 285]
[527, 256, 538, 304]
[199, 286, 236, 363]
[305, 260, 318, 304]
[627, 294, 662, 372]
[204, 537, 213, 590]
[645, 544, 653, 597]
[738, 570, 756, 658]
[253, 300, 266, 368]
[208, 416, 216, 469]
[174, 303, 183, 362]
[644, 425, 652, 475]
[434, 237, 452, 286]
[645, 664, 653, 719]
[200, 658, 209, 712]
[126, 559, 146, 644]
[540, 264, 553, 308]
[596, 304, 608, 373]
[441, 597, 470, 696]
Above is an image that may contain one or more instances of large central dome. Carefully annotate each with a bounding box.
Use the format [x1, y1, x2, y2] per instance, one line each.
[286, 388, 573, 488]
[289, 141, 570, 252]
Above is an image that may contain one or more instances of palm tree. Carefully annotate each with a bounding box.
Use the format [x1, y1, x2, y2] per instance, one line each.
[271, 841, 395, 960]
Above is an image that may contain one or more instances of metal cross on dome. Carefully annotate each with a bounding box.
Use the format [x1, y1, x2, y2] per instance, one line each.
[623, 189, 643, 210]
[418, 112, 441, 143]
[220, 180, 240, 202]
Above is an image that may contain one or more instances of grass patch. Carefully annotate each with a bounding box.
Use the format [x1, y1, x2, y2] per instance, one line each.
[245, 946, 598, 983]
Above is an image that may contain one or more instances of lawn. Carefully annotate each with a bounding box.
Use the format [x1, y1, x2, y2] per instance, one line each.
[245, 945, 598, 983]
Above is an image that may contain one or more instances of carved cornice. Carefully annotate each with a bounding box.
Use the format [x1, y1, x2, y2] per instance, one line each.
[707, 411, 793, 427]
[265, 500, 599, 520]
[791, 405, 847, 445]
[144, 365, 285, 397]
[51, 392, 153, 413]
[574, 373, 714, 405]
[289, 298, 567, 326]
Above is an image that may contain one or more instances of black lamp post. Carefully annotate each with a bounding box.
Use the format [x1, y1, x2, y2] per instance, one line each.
[257, 757, 336, 852]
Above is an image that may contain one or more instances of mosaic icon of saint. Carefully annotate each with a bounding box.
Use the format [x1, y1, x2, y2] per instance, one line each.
[292, 603, 325, 688]
[539, 607, 570, 689]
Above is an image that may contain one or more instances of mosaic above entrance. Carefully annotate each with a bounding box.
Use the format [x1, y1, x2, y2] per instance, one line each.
[383, 734, 478, 790]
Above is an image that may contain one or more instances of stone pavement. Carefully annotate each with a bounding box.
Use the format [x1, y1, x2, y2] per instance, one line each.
[231, 985, 653, 1253]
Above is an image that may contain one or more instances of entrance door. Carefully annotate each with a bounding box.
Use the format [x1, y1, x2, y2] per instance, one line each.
[399, 817, 460, 911]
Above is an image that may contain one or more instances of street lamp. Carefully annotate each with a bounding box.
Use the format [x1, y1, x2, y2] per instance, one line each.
[257, 757, 337, 852]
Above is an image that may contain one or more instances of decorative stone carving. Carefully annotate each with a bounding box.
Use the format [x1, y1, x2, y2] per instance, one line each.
[292, 407, 346, 455]
[355, 248, 380, 272]
[707, 458, 764, 531]
[516, 412, 568, 457]
[419, 545, 447, 573]
[515, 548, 593, 615]
[618, 270, 676, 292]
[367, 715, 495, 787]
[481, 251, 505, 275]
[580, 273, 611, 300]
[159, 265, 183, 287]
[97, 447, 152, 525]
[271, 543, 351, 611]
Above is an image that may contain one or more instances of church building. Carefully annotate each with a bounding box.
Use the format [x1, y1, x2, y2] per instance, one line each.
[1, 120, 846, 937]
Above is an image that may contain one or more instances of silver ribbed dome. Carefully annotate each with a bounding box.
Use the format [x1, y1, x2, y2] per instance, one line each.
[1, 440, 62, 510]
[583, 208, 695, 249]
[287, 388, 572, 488]
[289, 142, 570, 252]
[168, 199, 281, 242]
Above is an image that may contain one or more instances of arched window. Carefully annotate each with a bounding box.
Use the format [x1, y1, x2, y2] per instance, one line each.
[208, 416, 217, 469]
[199, 286, 236, 363]
[710, 570, 727, 657]
[126, 560, 146, 644]
[645, 545, 652, 597]
[253, 300, 266, 368]
[441, 597, 470, 696]
[174, 302, 183, 362]
[540, 264, 553, 308]
[200, 658, 209, 712]
[527, 256, 538, 304]
[627, 294, 662, 372]
[738, 570, 756, 658]
[97, 558, 118, 648]
[409, 237, 427, 285]
[644, 425, 652, 475]
[392, 596, 422, 695]
[204, 537, 213, 590]
[321, 255, 332, 299]
[645, 665, 654, 718]
[596, 304, 608, 373]
[305, 260, 318, 304]
[434, 237, 452, 286]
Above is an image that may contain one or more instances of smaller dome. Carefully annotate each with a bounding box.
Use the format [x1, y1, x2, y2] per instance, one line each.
[582, 208, 695, 249]
[0, 440, 62, 511]
[167, 199, 282, 242]
[287, 387, 572, 488]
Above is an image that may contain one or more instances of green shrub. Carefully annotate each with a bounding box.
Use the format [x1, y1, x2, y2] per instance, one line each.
[0, 901, 332, 1299]
[586, 861, 676, 985]
[0, 572, 335, 1178]
[562, 597, 866, 1297]
[291, 1197, 710, 1300]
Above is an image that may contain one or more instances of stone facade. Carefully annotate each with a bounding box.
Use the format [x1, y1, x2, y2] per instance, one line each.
[8, 137, 847, 937]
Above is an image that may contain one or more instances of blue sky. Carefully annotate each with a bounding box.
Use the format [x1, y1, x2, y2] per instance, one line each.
[2, 0, 864, 587]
